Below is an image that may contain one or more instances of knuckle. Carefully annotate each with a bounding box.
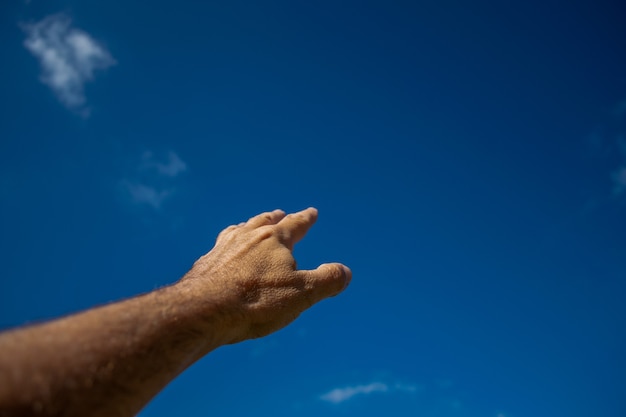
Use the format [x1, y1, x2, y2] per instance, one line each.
[217, 225, 237, 240]
[277, 227, 291, 243]
[285, 212, 302, 223]
[253, 225, 277, 241]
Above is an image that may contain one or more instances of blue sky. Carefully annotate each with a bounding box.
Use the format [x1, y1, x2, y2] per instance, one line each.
[1, 1, 626, 416]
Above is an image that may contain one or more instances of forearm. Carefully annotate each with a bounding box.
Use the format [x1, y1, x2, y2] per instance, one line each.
[0, 280, 233, 417]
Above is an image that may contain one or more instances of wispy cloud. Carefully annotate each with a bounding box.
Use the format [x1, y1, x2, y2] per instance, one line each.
[320, 382, 388, 404]
[120, 151, 187, 210]
[121, 180, 171, 210]
[140, 151, 188, 177]
[22, 13, 115, 113]
[320, 382, 418, 404]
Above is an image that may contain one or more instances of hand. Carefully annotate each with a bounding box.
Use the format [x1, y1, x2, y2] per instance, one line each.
[181, 208, 351, 342]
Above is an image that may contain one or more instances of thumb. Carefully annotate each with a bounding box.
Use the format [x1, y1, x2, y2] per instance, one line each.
[300, 263, 352, 304]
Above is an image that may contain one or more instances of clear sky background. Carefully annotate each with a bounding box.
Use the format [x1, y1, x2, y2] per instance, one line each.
[1, 1, 625, 416]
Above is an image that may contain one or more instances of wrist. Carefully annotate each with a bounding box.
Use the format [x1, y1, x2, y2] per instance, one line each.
[169, 276, 249, 350]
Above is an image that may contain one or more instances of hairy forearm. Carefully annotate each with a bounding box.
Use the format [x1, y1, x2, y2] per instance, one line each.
[0, 281, 233, 417]
[0, 208, 350, 417]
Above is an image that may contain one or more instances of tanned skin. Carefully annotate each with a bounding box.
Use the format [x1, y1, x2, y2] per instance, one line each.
[0, 207, 351, 417]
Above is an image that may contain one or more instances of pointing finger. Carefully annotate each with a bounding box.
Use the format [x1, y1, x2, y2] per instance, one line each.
[245, 209, 287, 229]
[276, 207, 318, 249]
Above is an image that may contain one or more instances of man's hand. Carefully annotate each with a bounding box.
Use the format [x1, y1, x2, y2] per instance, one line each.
[0, 207, 350, 417]
[182, 207, 351, 342]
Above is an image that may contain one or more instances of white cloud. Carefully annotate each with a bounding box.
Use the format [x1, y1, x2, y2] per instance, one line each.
[141, 151, 188, 177]
[320, 382, 418, 404]
[320, 383, 388, 404]
[120, 151, 187, 210]
[121, 180, 171, 210]
[22, 13, 115, 112]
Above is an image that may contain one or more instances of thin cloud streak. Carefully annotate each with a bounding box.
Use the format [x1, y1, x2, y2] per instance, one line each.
[320, 382, 418, 404]
[321, 382, 388, 404]
[22, 13, 115, 112]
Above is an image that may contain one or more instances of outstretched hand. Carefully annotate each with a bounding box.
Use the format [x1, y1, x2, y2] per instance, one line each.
[182, 207, 351, 342]
[0, 207, 350, 417]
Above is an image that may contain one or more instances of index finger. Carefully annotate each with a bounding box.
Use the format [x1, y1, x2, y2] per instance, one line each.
[276, 207, 318, 249]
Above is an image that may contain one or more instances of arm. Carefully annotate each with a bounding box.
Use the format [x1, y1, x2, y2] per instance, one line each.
[0, 208, 351, 417]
